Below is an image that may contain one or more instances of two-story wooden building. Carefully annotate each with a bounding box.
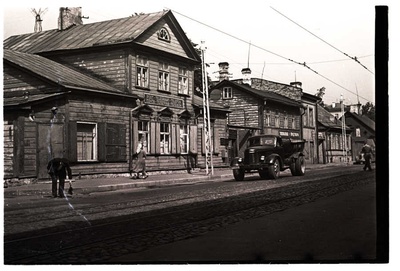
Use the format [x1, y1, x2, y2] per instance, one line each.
[3, 10, 229, 181]
[209, 66, 303, 161]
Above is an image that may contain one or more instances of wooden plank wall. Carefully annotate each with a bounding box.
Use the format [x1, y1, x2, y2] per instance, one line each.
[3, 121, 14, 178]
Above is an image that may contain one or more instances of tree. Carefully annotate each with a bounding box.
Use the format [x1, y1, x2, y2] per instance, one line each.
[192, 41, 212, 98]
[361, 102, 375, 121]
[315, 87, 326, 105]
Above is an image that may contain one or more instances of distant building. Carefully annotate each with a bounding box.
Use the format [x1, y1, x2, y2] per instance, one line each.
[342, 111, 375, 162]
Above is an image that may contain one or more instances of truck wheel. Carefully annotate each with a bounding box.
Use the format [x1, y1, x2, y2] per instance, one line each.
[290, 162, 296, 176]
[233, 169, 245, 181]
[294, 156, 306, 176]
[268, 159, 280, 179]
[258, 169, 269, 179]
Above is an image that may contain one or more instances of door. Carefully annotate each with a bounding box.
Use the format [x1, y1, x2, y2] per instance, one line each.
[37, 123, 65, 179]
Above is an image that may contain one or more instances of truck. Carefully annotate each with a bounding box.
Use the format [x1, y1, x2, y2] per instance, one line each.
[230, 135, 306, 181]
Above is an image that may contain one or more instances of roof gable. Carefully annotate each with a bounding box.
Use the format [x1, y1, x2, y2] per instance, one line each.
[344, 112, 375, 132]
[4, 10, 200, 62]
[212, 80, 301, 108]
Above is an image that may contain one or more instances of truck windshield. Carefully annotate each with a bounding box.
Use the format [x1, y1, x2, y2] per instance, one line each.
[248, 137, 275, 147]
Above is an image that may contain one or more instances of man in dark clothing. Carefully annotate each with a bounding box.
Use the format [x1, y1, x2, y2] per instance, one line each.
[360, 141, 373, 171]
[47, 158, 72, 197]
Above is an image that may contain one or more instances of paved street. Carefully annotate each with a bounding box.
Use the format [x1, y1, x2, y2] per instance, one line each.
[3, 165, 379, 264]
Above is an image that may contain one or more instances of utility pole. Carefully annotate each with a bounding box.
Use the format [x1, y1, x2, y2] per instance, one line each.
[340, 94, 348, 164]
[200, 41, 214, 175]
[31, 8, 47, 33]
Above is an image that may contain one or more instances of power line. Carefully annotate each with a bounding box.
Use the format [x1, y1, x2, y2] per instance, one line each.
[171, 9, 373, 103]
[270, 6, 374, 75]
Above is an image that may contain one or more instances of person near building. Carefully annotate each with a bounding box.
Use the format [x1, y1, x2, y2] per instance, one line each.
[47, 158, 72, 198]
[360, 140, 373, 171]
[130, 141, 148, 179]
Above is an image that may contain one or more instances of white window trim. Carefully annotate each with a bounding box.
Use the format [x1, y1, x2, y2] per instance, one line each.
[77, 122, 98, 162]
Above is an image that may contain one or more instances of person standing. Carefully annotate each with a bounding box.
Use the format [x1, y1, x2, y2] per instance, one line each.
[360, 140, 373, 171]
[47, 158, 72, 198]
[130, 141, 148, 179]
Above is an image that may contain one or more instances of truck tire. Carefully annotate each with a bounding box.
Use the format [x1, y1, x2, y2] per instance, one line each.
[294, 156, 306, 176]
[258, 169, 269, 179]
[268, 159, 280, 179]
[233, 169, 245, 181]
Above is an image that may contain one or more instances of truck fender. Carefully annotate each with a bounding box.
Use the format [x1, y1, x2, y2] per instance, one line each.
[266, 154, 282, 165]
[230, 157, 242, 169]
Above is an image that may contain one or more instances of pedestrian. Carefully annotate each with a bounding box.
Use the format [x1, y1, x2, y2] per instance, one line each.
[130, 141, 148, 179]
[360, 140, 373, 171]
[47, 158, 72, 198]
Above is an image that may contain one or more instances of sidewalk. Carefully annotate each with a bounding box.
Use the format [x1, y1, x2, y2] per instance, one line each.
[3, 163, 349, 198]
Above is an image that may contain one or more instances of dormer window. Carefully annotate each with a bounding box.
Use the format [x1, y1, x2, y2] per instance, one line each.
[158, 27, 170, 42]
[222, 87, 233, 99]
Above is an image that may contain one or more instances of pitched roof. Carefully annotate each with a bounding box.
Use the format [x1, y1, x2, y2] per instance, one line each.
[344, 111, 375, 132]
[318, 105, 350, 130]
[3, 49, 138, 106]
[192, 95, 231, 112]
[212, 80, 301, 108]
[3, 10, 200, 62]
[4, 11, 168, 54]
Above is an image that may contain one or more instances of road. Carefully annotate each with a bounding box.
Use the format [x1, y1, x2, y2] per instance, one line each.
[3, 165, 377, 264]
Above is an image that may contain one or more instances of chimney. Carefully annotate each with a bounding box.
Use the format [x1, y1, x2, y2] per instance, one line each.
[290, 81, 302, 89]
[58, 7, 83, 30]
[218, 62, 230, 81]
[241, 67, 252, 86]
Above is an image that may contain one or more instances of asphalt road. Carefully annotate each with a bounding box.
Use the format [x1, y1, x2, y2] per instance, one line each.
[111, 182, 376, 263]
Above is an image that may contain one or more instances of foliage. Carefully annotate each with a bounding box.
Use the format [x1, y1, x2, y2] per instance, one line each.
[315, 87, 326, 105]
[361, 102, 375, 121]
[192, 41, 212, 97]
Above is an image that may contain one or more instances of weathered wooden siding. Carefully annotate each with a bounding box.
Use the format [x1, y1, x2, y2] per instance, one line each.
[224, 91, 260, 127]
[55, 49, 128, 91]
[3, 121, 14, 178]
[3, 65, 52, 93]
[136, 19, 190, 59]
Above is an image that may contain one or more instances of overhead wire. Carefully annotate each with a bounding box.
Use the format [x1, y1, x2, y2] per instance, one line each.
[170, 8, 373, 103]
[270, 6, 374, 74]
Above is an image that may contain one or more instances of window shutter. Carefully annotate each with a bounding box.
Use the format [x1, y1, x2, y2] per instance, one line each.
[201, 127, 206, 155]
[189, 125, 197, 154]
[68, 121, 77, 162]
[176, 124, 181, 154]
[171, 123, 177, 154]
[213, 127, 220, 154]
[132, 120, 138, 155]
[150, 122, 160, 155]
[98, 122, 106, 162]
[118, 124, 127, 161]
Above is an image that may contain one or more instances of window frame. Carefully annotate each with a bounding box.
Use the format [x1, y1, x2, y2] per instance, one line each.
[160, 122, 171, 154]
[138, 120, 150, 153]
[136, 55, 149, 88]
[178, 67, 189, 95]
[158, 62, 170, 92]
[158, 27, 171, 42]
[76, 122, 98, 162]
[180, 124, 189, 154]
[222, 87, 233, 99]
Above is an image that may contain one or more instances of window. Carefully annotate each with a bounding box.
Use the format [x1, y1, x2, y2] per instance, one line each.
[158, 62, 170, 91]
[158, 27, 170, 41]
[303, 109, 308, 127]
[356, 128, 361, 137]
[160, 122, 170, 154]
[178, 67, 188, 95]
[309, 107, 314, 127]
[138, 121, 150, 152]
[180, 124, 189, 154]
[77, 123, 97, 161]
[291, 116, 296, 129]
[222, 87, 233, 99]
[265, 111, 271, 126]
[284, 115, 288, 128]
[136, 55, 149, 88]
[275, 113, 280, 128]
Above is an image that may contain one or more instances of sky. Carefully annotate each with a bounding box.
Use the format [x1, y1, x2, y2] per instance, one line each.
[2, 0, 393, 107]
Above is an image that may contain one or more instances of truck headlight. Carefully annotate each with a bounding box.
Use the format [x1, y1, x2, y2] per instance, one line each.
[260, 155, 265, 161]
[238, 158, 243, 163]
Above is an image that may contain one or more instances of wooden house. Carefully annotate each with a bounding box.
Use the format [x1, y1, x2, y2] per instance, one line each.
[301, 92, 321, 164]
[3, 10, 229, 181]
[342, 111, 375, 162]
[317, 105, 352, 163]
[210, 73, 303, 162]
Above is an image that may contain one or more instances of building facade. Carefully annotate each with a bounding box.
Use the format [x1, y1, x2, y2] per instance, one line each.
[3, 10, 229, 181]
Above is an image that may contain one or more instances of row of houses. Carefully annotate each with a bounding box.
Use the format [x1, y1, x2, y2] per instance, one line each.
[3, 9, 375, 181]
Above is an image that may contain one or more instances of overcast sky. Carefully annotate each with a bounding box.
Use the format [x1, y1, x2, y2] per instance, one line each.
[1, 0, 395, 106]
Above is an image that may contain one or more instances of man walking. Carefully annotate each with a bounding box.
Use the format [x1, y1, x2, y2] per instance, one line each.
[47, 158, 72, 197]
[360, 140, 373, 171]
